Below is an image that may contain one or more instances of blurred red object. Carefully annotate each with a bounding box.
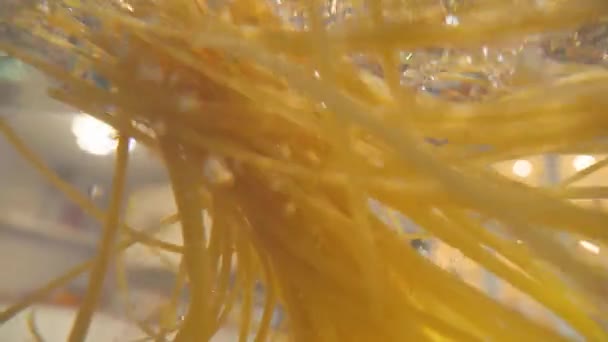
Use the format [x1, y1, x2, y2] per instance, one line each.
[50, 290, 81, 307]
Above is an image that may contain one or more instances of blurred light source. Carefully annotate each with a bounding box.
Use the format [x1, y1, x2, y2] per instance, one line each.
[444, 14, 460, 26]
[573, 155, 596, 171]
[71, 113, 135, 156]
[579, 240, 600, 254]
[512, 160, 532, 177]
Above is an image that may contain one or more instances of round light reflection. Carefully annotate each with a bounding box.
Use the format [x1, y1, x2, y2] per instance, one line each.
[512, 160, 532, 178]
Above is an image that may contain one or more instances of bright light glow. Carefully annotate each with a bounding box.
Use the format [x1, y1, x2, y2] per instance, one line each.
[71, 114, 135, 156]
[579, 240, 600, 255]
[573, 155, 596, 171]
[512, 160, 532, 178]
[444, 14, 460, 26]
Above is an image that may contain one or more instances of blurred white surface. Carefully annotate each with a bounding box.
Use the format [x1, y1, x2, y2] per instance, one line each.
[0, 304, 242, 342]
[0, 305, 138, 342]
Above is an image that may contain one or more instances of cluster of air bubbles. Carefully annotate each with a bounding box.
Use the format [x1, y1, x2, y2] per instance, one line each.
[542, 22, 608, 65]
[5, 0, 608, 104]
[267, 0, 356, 30]
[265, 0, 608, 101]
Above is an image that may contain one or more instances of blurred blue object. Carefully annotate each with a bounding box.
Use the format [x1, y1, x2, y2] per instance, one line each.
[0, 57, 27, 81]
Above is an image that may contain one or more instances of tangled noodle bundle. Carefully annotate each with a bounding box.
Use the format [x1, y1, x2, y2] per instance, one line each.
[2, 0, 608, 341]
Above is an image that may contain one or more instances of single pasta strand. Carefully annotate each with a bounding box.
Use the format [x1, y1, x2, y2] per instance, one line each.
[254, 254, 278, 342]
[237, 241, 254, 342]
[161, 138, 212, 341]
[68, 133, 130, 342]
[26, 310, 45, 342]
[114, 231, 159, 340]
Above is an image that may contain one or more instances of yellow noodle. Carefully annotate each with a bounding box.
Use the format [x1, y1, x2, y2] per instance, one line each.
[26, 310, 45, 342]
[68, 134, 130, 341]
